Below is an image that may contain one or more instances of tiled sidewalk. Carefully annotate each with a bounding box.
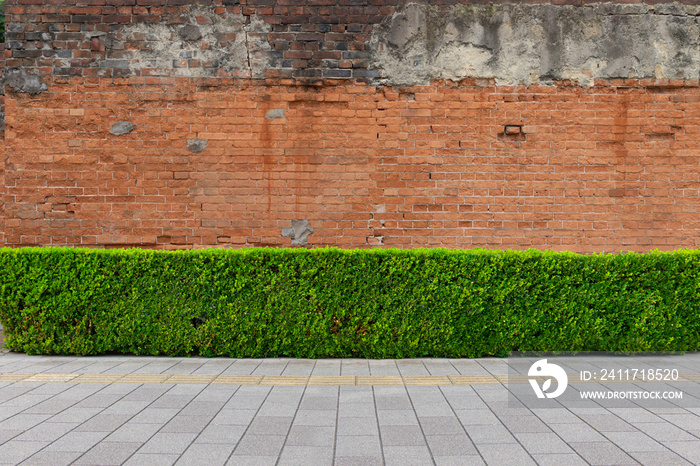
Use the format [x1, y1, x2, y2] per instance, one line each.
[0, 350, 699, 465]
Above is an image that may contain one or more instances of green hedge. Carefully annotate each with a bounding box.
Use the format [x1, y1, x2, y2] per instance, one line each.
[1, 247, 699, 357]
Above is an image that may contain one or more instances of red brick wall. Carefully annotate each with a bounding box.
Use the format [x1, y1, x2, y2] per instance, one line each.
[4, 76, 699, 252]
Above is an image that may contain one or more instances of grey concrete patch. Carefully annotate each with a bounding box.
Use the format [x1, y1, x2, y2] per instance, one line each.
[5, 69, 48, 95]
[370, 3, 700, 86]
[108, 121, 134, 136]
[264, 108, 285, 120]
[281, 219, 314, 246]
[187, 139, 208, 154]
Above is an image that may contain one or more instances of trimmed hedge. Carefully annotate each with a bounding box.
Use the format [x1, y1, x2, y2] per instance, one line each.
[0, 247, 699, 357]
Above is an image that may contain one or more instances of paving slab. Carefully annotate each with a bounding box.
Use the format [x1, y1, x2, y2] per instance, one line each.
[0, 352, 698, 464]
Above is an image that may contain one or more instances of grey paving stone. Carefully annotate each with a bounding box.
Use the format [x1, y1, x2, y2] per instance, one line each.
[455, 409, 500, 426]
[23, 398, 78, 415]
[426, 434, 479, 456]
[102, 401, 152, 416]
[476, 443, 537, 466]
[0, 414, 52, 431]
[335, 435, 382, 457]
[635, 422, 697, 442]
[196, 424, 246, 444]
[130, 408, 180, 424]
[212, 409, 258, 426]
[338, 402, 376, 418]
[383, 445, 434, 466]
[338, 387, 373, 403]
[73, 441, 143, 465]
[48, 407, 103, 424]
[569, 442, 639, 465]
[278, 446, 333, 465]
[231, 434, 286, 457]
[0, 441, 49, 464]
[578, 413, 638, 432]
[377, 410, 419, 426]
[161, 415, 213, 433]
[665, 441, 700, 463]
[180, 400, 226, 417]
[549, 422, 609, 443]
[105, 422, 162, 442]
[603, 431, 668, 452]
[74, 414, 131, 433]
[48, 431, 109, 451]
[22, 449, 83, 465]
[16, 422, 79, 442]
[379, 424, 426, 446]
[333, 457, 383, 466]
[138, 432, 198, 455]
[413, 402, 455, 417]
[176, 442, 236, 465]
[123, 453, 180, 466]
[498, 414, 551, 433]
[374, 395, 413, 410]
[465, 424, 517, 444]
[336, 416, 379, 436]
[292, 410, 336, 427]
[0, 429, 22, 443]
[419, 416, 466, 436]
[247, 416, 293, 436]
[628, 449, 694, 466]
[531, 453, 589, 466]
[531, 408, 582, 424]
[256, 402, 299, 417]
[298, 396, 337, 411]
[514, 432, 574, 454]
[150, 395, 197, 410]
[285, 425, 335, 447]
[225, 456, 277, 466]
[434, 456, 485, 466]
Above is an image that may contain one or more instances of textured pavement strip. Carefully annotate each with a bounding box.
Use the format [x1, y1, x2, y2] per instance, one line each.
[0, 352, 698, 465]
[2, 372, 700, 385]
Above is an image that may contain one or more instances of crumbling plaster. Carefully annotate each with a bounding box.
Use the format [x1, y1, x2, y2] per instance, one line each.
[105, 8, 273, 78]
[369, 3, 700, 86]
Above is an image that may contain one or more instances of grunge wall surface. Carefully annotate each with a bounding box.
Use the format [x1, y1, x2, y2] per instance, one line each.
[2, 0, 700, 252]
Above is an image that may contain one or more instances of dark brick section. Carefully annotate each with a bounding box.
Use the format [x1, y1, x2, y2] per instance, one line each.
[4, 0, 692, 81]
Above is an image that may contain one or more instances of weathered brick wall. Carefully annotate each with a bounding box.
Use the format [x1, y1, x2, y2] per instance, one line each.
[3, 1, 700, 252]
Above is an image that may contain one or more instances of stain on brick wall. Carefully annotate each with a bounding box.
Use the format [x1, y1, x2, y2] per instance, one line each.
[2, 1, 700, 252]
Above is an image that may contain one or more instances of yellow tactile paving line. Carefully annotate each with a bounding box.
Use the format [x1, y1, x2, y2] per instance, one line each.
[0, 372, 698, 386]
